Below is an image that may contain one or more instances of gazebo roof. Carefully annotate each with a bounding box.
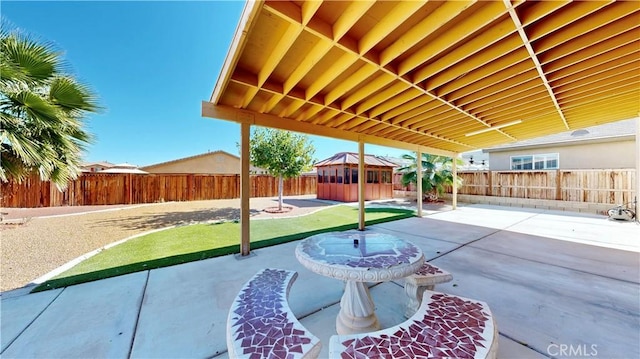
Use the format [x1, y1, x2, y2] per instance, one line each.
[203, 1, 639, 156]
[314, 152, 398, 167]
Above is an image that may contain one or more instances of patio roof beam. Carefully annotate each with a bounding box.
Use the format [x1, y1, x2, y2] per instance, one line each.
[210, 0, 261, 104]
[210, 0, 639, 158]
[202, 102, 456, 157]
[357, 1, 427, 55]
[368, 87, 422, 119]
[398, 0, 508, 76]
[380, 0, 476, 69]
[226, 73, 474, 149]
[504, 0, 570, 130]
[263, 0, 517, 143]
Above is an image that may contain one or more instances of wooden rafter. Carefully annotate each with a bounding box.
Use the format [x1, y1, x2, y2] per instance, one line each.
[205, 0, 640, 154]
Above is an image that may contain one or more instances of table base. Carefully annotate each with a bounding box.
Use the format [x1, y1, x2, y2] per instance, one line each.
[336, 281, 381, 335]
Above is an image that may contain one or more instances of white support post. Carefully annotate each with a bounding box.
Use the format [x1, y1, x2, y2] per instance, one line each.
[452, 153, 458, 210]
[240, 122, 251, 255]
[416, 151, 423, 217]
[358, 141, 365, 231]
[633, 113, 640, 222]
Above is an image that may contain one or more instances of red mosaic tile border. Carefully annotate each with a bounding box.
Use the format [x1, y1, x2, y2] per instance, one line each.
[333, 292, 493, 359]
[228, 269, 317, 359]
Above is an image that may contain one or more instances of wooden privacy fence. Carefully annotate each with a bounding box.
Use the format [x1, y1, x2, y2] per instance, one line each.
[3, 170, 635, 208]
[1, 173, 317, 208]
[451, 169, 636, 205]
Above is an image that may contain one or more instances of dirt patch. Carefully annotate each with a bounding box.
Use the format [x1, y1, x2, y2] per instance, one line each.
[0, 195, 332, 292]
[263, 206, 294, 214]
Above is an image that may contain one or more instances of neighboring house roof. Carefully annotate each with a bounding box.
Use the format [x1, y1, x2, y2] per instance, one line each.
[81, 161, 115, 168]
[140, 150, 265, 173]
[484, 118, 637, 153]
[141, 150, 236, 169]
[314, 152, 398, 167]
[98, 168, 148, 174]
[112, 162, 138, 169]
[379, 156, 412, 168]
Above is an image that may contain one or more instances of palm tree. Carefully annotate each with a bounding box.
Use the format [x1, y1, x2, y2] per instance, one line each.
[0, 25, 100, 188]
[397, 153, 463, 201]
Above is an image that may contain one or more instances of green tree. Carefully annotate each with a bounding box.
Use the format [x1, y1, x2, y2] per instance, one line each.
[249, 128, 315, 211]
[0, 26, 100, 188]
[398, 153, 463, 201]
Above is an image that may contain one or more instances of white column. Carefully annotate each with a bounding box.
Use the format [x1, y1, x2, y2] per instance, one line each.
[358, 141, 365, 231]
[240, 122, 251, 255]
[452, 153, 458, 210]
[636, 116, 639, 222]
[416, 151, 423, 217]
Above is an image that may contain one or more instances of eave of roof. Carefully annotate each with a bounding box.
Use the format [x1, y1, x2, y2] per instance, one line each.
[141, 150, 238, 169]
[484, 118, 637, 152]
[314, 152, 398, 167]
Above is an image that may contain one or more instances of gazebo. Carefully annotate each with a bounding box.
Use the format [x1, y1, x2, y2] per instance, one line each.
[315, 152, 397, 202]
[202, 1, 640, 256]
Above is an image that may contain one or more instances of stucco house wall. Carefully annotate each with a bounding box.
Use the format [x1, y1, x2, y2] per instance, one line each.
[488, 139, 635, 170]
[141, 151, 266, 174]
[485, 118, 637, 171]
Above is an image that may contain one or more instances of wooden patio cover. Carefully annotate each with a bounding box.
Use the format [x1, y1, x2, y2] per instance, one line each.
[202, 0, 640, 254]
[204, 0, 639, 155]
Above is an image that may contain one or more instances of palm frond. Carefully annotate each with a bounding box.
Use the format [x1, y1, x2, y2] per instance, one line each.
[0, 27, 100, 187]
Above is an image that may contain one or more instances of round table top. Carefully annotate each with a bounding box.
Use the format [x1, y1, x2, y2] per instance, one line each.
[295, 231, 424, 282]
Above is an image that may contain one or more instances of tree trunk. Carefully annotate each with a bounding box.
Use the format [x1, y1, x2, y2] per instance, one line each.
[278, 175, 284, 211]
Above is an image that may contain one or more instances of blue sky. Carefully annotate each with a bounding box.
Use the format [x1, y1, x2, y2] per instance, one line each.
[3, 1, 407, 167]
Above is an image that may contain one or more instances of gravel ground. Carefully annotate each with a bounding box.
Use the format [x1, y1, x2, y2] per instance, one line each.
[0, 195, 333, 293]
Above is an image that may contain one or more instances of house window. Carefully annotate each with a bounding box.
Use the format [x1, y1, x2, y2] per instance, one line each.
[367, 170, 379, 183]
[344, 168, 350, 184]
[318, 169, 323, 183]
[511, 156, 533, 170]
[534, 153, 559, 169]
[351, 168, 358, 183]
[381, 170, 392, 184]
[511, 153, 559, 170]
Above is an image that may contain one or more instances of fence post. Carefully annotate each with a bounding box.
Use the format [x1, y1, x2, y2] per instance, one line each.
[555, 169, 562, 200]
[128, 173, 133, 204]
[486, 171, 492, 196]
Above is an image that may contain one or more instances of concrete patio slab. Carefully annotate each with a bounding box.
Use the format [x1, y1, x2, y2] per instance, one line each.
[374, 216, 499, 246]
[432, 245, 639, 358]
[427, 204, 543, 230]
[1, 288, 62, 351]
[129, 240, 346, 358]
[507, 210, 640, 252]
[1, 204, 638, 358]
[130, 257, 233, 358]
[468, 229, 639, 282]
[2, 272, 146, 358]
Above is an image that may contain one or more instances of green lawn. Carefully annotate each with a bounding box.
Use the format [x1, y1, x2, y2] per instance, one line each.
[34, 205, 413, 292]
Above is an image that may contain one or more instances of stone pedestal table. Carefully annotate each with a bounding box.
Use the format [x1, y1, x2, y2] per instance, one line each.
[295, 232, 424, 335]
